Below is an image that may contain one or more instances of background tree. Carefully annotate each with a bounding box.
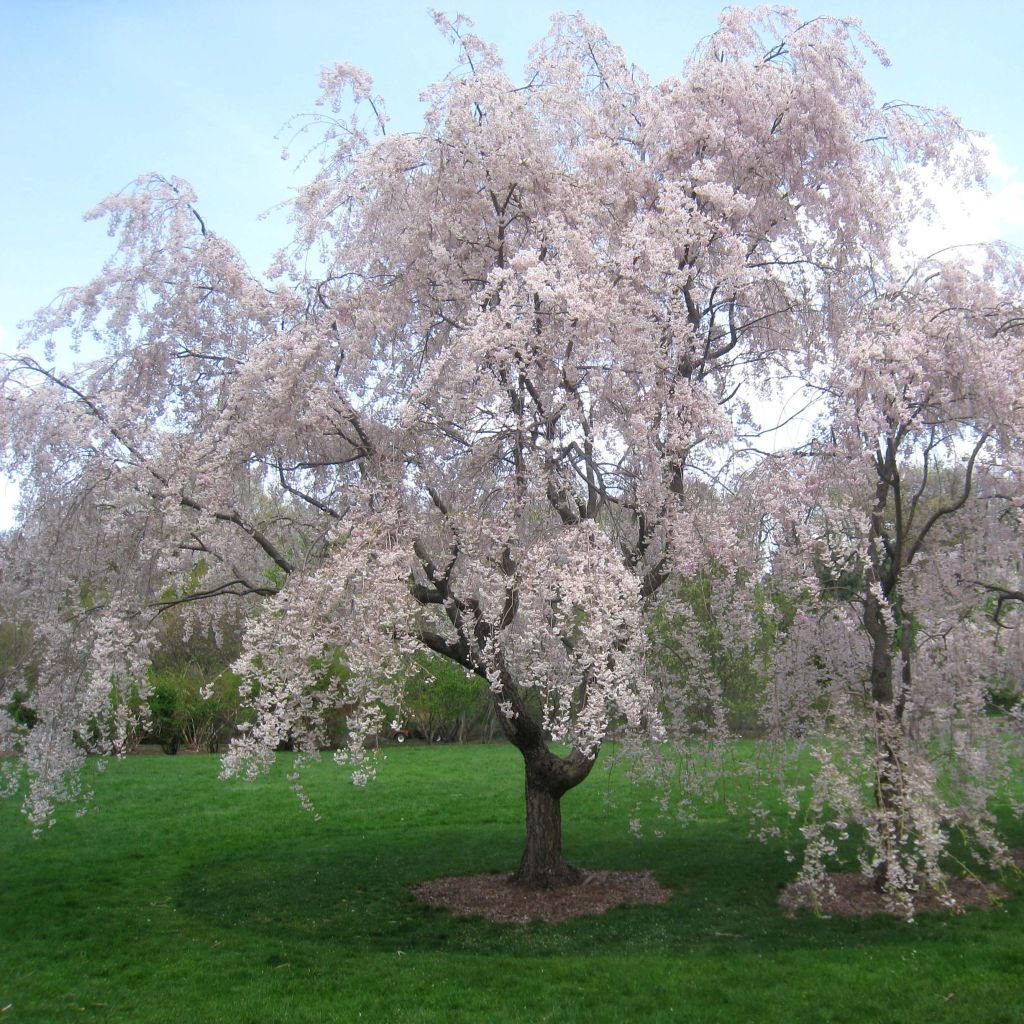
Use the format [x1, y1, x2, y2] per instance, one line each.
[765, 248, 1024, 908]
[0, 9, 1001, 889]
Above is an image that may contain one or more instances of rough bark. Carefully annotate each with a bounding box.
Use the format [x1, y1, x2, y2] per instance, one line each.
[513, 773, 580, 887]
[484, 664, 598, 886]
[864, 594, 894, 706]
[508, 741, 595, 888]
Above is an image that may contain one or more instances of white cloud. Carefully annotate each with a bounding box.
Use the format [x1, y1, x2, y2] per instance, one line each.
[906, 139, 1024, 257]
[0, 477, 19, 533]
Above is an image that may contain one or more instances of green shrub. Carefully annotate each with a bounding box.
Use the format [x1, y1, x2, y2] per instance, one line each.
[401, 656, 492, 743]
[144, 665, 242, 754]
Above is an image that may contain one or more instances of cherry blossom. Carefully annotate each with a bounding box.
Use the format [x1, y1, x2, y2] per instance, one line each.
[2, 10, 1016, 894]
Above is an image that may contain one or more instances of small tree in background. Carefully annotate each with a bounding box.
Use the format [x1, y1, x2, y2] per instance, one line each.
[400, 656, 492, 744]
[765, 250, 1024, 908]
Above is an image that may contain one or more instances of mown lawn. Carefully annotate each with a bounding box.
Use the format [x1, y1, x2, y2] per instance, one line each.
[1, 743, 1022, 1023]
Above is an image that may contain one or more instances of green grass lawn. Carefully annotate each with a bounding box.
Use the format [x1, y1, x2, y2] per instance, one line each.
[1, 743, 1022, 1024]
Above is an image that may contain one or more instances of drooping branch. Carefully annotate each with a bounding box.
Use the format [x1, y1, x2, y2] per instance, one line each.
[178, 497, 295, 576]
[906, 430, 990, 565]
[152, 577, 279, 612]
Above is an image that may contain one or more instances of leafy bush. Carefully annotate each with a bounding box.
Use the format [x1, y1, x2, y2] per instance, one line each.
[0, 617, 37, 733]
[985, 681, 1023, 717]
[400, 656, 492, 743]
[651, 570, 789, 739]
[144, 665, 242, 754]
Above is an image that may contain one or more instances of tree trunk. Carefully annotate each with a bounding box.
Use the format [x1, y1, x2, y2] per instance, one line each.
[509, 745, 593, 888]
[864, 595, 894, 706]
[512, 771, 580, 887]
[871, 735, 905, 892]
[863, 594, 902, 892]
[484, 666, 597, 887]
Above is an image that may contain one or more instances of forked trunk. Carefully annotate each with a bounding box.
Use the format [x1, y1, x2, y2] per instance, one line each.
[487, 672, 597, 887]
[509, 745, 594, 888]
[511, 772, 582, 887]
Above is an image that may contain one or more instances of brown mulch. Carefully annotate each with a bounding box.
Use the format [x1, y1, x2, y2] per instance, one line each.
[778, 872, 1010, 918]
[410, 869, 672, 924]
[780, 847, 1024, 918]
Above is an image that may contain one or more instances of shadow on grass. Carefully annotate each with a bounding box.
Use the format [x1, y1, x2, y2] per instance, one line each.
[4, 752, 1024, 1024]
[170, 816, 1023, 961]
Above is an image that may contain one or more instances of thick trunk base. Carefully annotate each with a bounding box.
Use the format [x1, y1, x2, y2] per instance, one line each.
[511, 768, 581, 889]
[509, 861, 583, 889]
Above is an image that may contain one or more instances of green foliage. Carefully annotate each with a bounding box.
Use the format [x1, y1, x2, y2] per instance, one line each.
[145, 677, 183, 754]
[985, 681, 1023, 718]
[306, 648, 494, 746]
[0, 616, 38, 735]
[4, 689, 37, 730]
[400, 656, 492, 743]
[159, 559, 211, 604]
[653, 571, 789, 737]
[144, 665, 242, 754]
[812, 524, 865, 603]
[137, 606, 246, 753]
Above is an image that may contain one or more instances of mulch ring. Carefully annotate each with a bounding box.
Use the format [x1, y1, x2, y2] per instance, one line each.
[778, 870, 1014, 918]
[410, 869, 672, 924]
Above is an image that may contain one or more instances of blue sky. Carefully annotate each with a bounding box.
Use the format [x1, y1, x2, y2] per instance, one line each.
[2, 0, 1022, 358]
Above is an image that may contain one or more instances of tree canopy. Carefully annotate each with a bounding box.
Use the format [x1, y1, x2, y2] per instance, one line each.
[2, 8, 1023, 904]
